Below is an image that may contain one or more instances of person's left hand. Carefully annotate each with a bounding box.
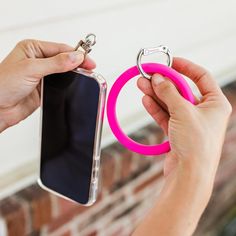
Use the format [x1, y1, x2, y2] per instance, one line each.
[0, 39, 96, 132]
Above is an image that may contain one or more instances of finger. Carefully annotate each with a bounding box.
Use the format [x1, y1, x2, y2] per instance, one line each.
[34, 40, 96, 69]
[25, 51, 85, 77]
[142, 95, 169, 135]
[194, 94, 200, 105]
[34, 40, 74, 57]
[80, 55, 96, 70]
[172, 57, 221, 96]
[137, 77, 156, 97]
[28, 40, 96, 69]
[151, 74, 188, 113]
[10, 40, 74, 62]
[137, 77, 168, 112]
[138, 76, 200, 107]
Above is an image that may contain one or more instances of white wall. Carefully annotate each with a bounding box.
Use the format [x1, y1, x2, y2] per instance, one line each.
[1, 0, 236, 199]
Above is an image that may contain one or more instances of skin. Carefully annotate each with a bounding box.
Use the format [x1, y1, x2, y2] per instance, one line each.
[0, 40, 232, 235]
[0, 39, 96, 131]
[132, 58, 232, 236]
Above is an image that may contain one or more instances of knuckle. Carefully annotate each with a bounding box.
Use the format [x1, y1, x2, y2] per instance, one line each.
[197, 70, 212, 83]
[217, 96, 232, 117]
[16, 39, 35, 48]
[158, 80, 173, 94]
[202, 70, 212, 79]
[16, 39, 29, 47]
[16, 39, 39, 57]
[223, 101, 232, 116]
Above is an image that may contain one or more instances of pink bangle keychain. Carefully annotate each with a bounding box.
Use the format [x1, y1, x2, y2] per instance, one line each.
[107, 46, 195, 156]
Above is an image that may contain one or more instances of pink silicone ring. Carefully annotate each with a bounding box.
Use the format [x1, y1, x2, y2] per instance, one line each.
[107, 63, 195, 155]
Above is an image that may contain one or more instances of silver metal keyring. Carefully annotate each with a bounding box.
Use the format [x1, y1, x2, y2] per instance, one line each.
[85, 33, 96, 47]
[75, 33, 97, 55]
[137, 45, 173, 79]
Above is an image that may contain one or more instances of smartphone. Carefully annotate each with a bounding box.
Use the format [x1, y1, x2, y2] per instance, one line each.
[38, 68, 107, 205]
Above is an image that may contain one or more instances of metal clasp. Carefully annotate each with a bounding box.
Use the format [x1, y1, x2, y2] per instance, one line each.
[75, 33, 96, 55]
[137, 45, 173, 79]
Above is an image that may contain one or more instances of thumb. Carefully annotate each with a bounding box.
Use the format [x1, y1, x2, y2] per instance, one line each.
[151, 74, 187, 113]
[27, 51, 85, 77]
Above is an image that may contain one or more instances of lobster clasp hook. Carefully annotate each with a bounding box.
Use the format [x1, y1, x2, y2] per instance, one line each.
[75, 33, 97, 55]
[137, 45, 173, 79]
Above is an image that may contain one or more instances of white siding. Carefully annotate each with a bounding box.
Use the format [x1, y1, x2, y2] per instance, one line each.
[0, 0, 236, 198]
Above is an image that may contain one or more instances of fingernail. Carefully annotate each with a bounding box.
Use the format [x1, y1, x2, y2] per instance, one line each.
[69, 51, 84, 63]
[152, 74, 165, 85]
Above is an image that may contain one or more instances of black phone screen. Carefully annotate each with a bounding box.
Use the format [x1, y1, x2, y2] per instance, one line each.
[40, 71, 100, 204]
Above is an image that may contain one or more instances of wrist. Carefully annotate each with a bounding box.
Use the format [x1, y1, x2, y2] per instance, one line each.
[176, 150, 220, 188]
[134, 168, 213, 236]
[156, 170, 213, 236]
[163, 164, 214, 210]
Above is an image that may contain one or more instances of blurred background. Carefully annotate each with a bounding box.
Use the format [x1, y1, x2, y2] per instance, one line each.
[0, 0, 236, 235]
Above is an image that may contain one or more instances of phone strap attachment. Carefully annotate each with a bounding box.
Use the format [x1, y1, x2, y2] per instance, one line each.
[75, 33, 96, 55]
[107, 46, 195, 156]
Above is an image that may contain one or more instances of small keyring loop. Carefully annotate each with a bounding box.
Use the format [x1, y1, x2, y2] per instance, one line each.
[137, 46, 173, 79]
[85, 33, 96, 46]
[107, 63, 195, 156]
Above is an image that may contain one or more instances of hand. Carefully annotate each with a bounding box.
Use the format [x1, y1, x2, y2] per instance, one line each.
[0, 39, 96, 132]
[134, 57, 232, 236]
[138, 57, 231, 182]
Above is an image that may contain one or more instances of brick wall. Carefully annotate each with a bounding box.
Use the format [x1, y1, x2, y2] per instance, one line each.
[0, 82, 236, 236]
